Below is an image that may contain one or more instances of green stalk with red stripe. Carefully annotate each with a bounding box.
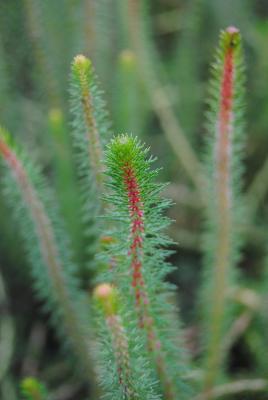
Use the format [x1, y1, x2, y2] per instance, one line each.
[103, 134, 192, 400]
[201, 27, 246, 395]
[0, 127, 96, 386]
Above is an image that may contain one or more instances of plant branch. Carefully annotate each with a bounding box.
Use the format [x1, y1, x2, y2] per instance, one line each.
[201, 27, 246, 394]
[0, 128, 96, 387]
[195, 379, 268, 400]
[126, 0, 203, 197]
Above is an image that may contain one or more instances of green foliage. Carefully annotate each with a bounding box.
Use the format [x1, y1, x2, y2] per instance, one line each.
[102, 135, 191, 399]
[1, 2, 268, 400]
[0, 127, 95, 383]
[201, 27, 246, 390]
[125, 0, 203, 195]
[70, 54, 112, 276]
[93, 283, 159, 400]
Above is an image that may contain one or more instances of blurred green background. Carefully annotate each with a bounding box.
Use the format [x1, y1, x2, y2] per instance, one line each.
[1, 0, 268, 399]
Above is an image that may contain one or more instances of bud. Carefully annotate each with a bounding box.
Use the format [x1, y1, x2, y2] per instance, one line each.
[222, 25, 240, 51]
[119, 49, 136, 70]
[73, 54, 92, 72]
[93, 283, 118, 316]
[72, 54, 92, 90]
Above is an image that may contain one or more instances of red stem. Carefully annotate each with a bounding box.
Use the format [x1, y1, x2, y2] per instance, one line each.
[0, 138, 96, 380]
[123, 163, 146, 312]
[204, 28, 238, 394]
[122, 162, 175, 399]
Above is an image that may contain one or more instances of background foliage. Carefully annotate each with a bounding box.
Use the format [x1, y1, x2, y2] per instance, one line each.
[1, 1, 268, 399]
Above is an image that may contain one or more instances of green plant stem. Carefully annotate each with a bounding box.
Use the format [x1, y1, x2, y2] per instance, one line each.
[106, 315, 134, 398]
[123, 159, 176, 399]
[73, 55, 104, 194]
[195, 379, 268, 400]
[204, 181, 231, 392]
[202, 27, 245, 395]
[126, 0, 203, 197]
[94, 284, 138, 399]
[222, 310, 252, 354]
[23, 0, 60, 107]
[105, 135, 191, 400]
[0, 132, 96, 389]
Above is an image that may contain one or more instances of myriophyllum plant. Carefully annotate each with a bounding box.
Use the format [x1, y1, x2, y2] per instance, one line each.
[0, 25, 254, 400]
[201, 26, 246, 394]
[0, 128, 95, 384]
[102, 135, 191, 400]
[70, 54, 111, 275]
[93, 283, 144, 400]
[71, 54, 110, 194]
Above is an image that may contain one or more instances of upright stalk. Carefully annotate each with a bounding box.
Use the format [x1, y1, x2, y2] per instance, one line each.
[94, 284, 138, 400]
[201, 27, 246, 395]
[0, 128, 96, 388]
[72, 55, 106, 194]
[104, 135, 191, 400]
[126, 0, 203, 196]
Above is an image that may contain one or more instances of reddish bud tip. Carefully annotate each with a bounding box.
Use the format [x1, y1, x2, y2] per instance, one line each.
[93, 283, 118, 316]
[94, 283, 113, 299]
[226, 26, 239, 34]
[222, 26, 241, 51]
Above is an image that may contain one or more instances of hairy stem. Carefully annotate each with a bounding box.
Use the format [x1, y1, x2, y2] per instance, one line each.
[107, 315, 136, 399]
[0, 135, 95, 384]
[72, 55, 105, 194]
[122, 161, 175, 400]
[203, 26, 244, 395]
[94, 283, 138, 399]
